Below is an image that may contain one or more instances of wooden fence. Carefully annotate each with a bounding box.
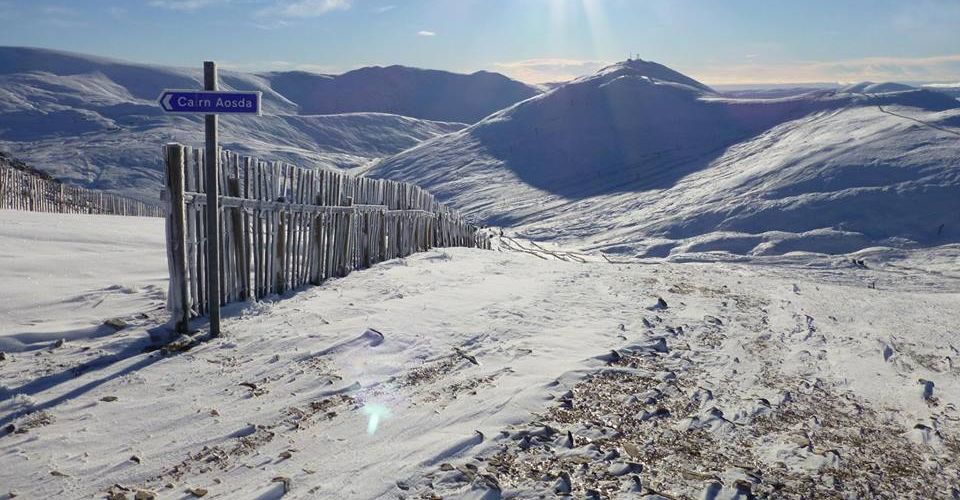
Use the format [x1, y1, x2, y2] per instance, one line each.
[163, 143, 489, 330]
[0, 164, 163, 217]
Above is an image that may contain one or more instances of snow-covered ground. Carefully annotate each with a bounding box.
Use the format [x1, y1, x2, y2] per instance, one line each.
[0, 211, 167, 352]
[2, 211, 958, 498]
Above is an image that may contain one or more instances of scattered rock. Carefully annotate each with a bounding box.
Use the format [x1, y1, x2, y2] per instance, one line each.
[919, 379, 936, 400]
[133, 490, 157, 500]
[104, 318, 128, 331]
[455, 464, 477, 481]
[518, 435, 533, 450]
[602, 350, 624, 363]
[478, 473, 502, 492]
[647, 297, 669, 311]
[454, 347, 480, 366]
[560, 430, 575, 449]
[553, 471, 572, 494]
[100, 396, 119, 402]
[622, 442, 642, 459]
[626, 475, 643, 493]
[50, 470, 70, 477]
[239, 382, 268, 396]
[644, 337, 669, 354]
[52, 339, 65, 349]
[607, 461, 643, 477]
[881, 343, 894, 362]
[703, 315, 723, 326]
[272, 476, 291, 494]
[279, 450, 293, 460]
[129, 455, 141, 464]
[187, 487, 208, 497]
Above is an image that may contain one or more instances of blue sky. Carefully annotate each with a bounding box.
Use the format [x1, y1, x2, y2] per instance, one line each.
[1, 0, 959, 84]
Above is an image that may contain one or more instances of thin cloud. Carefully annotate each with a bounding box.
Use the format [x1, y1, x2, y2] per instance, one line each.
[148, 0, 227, 10]
[39, 4, 85, 27]
[106, 6, 128, 18]
[258, 0, 352, 18]
[373, 5, 396, 14]
[494, 58, 610, 84]
[417, 30, 436, 37]
[42, 5, 76, 16]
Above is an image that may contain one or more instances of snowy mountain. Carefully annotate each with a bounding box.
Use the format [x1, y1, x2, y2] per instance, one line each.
[369, 60, 960, 256]
[262, 65, 540, 123]
[923, 82, 960, 101]
[839, 81, 916, 94]
[0, 47, 536, 201]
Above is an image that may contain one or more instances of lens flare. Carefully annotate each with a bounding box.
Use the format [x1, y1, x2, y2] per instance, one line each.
[362, 403, 391, 435]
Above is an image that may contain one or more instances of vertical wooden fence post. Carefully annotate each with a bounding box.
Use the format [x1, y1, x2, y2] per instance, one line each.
[164, 143, 191, 334]
[204, 61, 222, 336]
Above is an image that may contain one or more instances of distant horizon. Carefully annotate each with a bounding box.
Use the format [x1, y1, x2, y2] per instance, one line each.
[1, 1, 958, 85]
[5, 44, 960, 90]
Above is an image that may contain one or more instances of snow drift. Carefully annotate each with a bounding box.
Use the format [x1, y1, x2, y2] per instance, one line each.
[369, 60, 960, 256]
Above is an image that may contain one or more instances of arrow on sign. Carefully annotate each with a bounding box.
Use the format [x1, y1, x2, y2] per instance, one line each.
[157, 90, 262, 115]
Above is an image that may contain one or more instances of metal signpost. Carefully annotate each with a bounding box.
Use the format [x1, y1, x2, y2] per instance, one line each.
[158, 61, 261, 337]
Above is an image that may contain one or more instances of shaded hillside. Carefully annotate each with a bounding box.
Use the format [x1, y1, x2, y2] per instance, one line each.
[262, 65, 540, 123]
[370, 60, 960, 256]
[0, 47, 469, 200]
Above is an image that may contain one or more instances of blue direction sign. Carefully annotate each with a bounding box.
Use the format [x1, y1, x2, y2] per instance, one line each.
[158, 90, 261, 115]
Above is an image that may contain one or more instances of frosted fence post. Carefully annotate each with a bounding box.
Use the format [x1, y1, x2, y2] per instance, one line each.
[164, 143, 191, 334]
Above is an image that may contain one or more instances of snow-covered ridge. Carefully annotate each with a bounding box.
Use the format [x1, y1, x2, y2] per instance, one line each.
[839, 81, 916, 94]
[0, 47, 539, 201]
[260, 64, 540, 123]
[369, 60, 960, 257]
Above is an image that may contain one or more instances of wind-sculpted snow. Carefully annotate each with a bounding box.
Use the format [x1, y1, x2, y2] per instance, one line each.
[370, 60, 960, 257]
[2, 222, 959, 498]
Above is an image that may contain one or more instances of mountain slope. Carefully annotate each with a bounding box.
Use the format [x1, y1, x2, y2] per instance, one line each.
[369, 60, 960, 256]
[840, 81, 916, 94]
[262, 66, 540, 123]
[0, 47, 476, 200]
